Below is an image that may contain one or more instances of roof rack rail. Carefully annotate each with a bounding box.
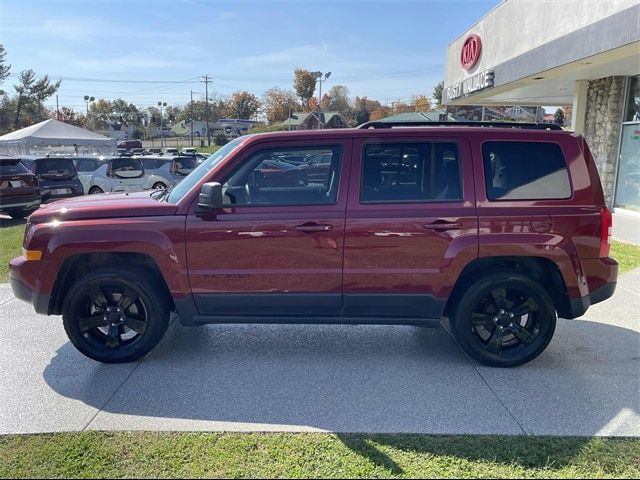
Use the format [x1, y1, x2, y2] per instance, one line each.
[357, 121, 564, 130]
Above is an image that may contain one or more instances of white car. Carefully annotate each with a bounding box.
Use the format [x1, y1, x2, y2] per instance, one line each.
[136, 155, 197, 190]
[180, 147, 197, 156]
[73, 156, 148, 194]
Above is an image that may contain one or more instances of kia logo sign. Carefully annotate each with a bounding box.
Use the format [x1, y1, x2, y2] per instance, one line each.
[460, 34, 482, 71]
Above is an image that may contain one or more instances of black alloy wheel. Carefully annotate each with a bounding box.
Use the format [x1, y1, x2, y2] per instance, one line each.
[63, 269, 169, 363]
[450, 273, 556, 367]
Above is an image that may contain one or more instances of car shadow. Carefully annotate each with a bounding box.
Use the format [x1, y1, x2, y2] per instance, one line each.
[42, 315, 639, 439]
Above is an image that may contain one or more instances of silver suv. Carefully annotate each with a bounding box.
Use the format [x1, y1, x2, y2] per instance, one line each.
[74, 156, 147, 194]
[136, 155, 196, 190]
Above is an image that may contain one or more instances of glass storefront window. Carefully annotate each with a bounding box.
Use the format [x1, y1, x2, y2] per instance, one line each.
[624, 75, 640, 122]
[615, 124, 640, 211]
[614, 76, 640, 211]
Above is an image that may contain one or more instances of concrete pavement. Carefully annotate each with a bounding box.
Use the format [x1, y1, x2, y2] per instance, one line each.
[0, 270, 638, 436]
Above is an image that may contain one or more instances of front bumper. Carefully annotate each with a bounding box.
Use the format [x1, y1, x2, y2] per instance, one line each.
[9, 257, 51, 315]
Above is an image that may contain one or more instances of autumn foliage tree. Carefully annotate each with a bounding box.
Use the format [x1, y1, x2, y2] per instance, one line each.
[225, 91, 260, 120]
[293, 68, 316, 111]
[263, 87, 299, 123]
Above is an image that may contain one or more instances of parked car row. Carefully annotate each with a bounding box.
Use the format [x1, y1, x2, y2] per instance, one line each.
[0, 152, 201, 218]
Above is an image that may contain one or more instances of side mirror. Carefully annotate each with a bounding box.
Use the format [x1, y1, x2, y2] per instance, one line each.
[196, 182, 224, 211]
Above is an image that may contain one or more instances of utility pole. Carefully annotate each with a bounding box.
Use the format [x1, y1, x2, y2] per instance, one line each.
[190, 90, 194, 147]
[56, 95, 59, 120]
[201, 75, 212, 146]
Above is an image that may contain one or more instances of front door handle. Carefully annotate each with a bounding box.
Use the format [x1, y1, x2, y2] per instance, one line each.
[423, 221, 463, 231]
[294, 223, 333, 233]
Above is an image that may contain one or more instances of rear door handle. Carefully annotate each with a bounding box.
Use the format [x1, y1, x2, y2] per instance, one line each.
[294, 223, 333, 233]
[423, 221, 463, 231]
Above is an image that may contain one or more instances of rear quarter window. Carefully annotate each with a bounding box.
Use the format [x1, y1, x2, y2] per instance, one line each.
[75, 159, 100, 172]
[482, 141, 571, 200]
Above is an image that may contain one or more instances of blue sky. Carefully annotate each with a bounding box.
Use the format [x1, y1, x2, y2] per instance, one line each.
[0, 0, 499, 112]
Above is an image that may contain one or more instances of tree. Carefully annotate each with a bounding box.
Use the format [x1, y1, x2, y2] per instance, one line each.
[392, 100, 413, 114]
[412, 94, 431, 112]
[31, 74, 61, 120]
[0, 44, 10, 93]
[225, 91, 260, 120]
[13, 69, 36, 128]
[353, 96, 384, 125]
[54, 107, 87, 128]
[432, 81, 444, 107]
[554, 108, 565, 126]
[370, 107, 392, 121]
[263, 87, 299, 124]
[325, 85, 351, 113]
[293, 68, 316, 111]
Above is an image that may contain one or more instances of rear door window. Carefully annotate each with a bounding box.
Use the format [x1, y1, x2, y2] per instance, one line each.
[35, 158, 76, 178]
[111, 158, 144, 178]
[482, 141, 571, 200]
[360, 142, 462, 202]
[0, 161, 30, 176]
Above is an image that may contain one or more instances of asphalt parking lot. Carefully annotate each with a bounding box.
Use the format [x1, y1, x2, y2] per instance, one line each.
[0, 270, 638, 436]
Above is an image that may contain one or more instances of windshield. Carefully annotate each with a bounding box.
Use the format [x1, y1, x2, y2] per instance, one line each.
[166, 137, 245, 204]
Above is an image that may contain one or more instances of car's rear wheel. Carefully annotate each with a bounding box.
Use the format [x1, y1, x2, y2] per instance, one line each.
[62, 268, 170, 363]
[88, 186, 104, 195]
[450, 272, 556, 367]
[153, 182, 167, 190]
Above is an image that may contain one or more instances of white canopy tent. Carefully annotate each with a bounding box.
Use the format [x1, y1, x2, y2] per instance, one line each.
[0, 119, 117, 156]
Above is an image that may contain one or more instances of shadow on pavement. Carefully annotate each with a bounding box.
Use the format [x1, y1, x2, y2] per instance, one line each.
[42, 317, 640, 436]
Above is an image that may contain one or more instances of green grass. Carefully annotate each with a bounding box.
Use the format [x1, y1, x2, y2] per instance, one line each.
[0, 223, 23, 283]
[196, 144, 222, 154]
[0, 432, 638, 479]
[611, 240, 640, 275]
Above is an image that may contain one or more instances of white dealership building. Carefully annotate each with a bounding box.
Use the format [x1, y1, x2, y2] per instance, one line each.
[443, 0, 640, 243]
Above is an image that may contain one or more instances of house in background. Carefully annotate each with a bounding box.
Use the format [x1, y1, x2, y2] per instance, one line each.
[374, 111, 457, 124]
[282, 111, 348, 130]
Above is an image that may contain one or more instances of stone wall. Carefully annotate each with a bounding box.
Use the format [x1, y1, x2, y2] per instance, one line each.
[584, 76, 626, 205]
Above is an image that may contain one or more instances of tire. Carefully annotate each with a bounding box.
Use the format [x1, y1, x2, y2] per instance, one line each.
[88, 186, 104, 195]
[450, 272, 556, 367]
[62, 268, 170, 363]
[153, 182, 167, 190]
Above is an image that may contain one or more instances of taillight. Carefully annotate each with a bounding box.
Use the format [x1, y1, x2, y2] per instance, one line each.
[600, 207, 612, 258]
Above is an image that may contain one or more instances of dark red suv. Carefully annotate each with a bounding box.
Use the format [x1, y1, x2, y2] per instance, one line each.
[9, 122, 618, 367]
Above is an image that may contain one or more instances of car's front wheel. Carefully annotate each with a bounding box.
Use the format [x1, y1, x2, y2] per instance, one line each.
[88, 186, 104, 195]
[62, 268, 170, 363]
[450, 272, 556, 367]
[153, 182, 167, 190]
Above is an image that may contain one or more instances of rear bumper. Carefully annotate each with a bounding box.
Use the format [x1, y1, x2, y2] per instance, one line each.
[566, 257, 618, 318]
[0, 194, 41, 211]
[40, 183, 84, 203]
[568, 281, 617, 318]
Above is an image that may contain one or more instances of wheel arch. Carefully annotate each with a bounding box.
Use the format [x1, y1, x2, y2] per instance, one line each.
[50, 252, 173, 315]
[444, 256, 572, 319]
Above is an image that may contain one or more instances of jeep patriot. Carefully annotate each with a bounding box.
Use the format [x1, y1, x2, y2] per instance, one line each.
[10, 122, 618, 367]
